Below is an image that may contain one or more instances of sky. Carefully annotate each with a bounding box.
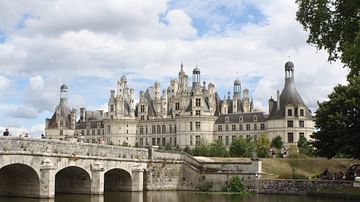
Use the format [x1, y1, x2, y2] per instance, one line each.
[0, 0, 348, 137]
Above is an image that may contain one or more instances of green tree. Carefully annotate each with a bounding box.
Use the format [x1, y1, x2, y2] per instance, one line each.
[226, 176, 246, 193]
[312, 76, 360, 159]
[256, 134, 271, 158]
[192, 143, 209, 156]
[208, 140, 229, 157]
[229, 137, 255, 157]
[271, 136, 283, 150]
[296, 0, 360, 77]
[296, 1, 360, 159]
[297, 135, 313, 155]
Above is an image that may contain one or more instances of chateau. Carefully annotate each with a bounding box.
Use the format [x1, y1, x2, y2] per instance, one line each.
[45, 61, 314, 148]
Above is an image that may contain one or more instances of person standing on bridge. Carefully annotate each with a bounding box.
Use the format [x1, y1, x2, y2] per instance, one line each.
[3, 128, 9, 136]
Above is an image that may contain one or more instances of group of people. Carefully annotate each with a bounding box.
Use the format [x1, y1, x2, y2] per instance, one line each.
[2, 128, 38, 138]
[269, 147, 288, 158]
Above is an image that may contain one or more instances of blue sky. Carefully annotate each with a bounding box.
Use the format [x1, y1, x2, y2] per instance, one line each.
[0, 0, 348, 137]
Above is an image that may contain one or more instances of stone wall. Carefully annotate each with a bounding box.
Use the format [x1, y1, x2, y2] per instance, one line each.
[0, 137, 148, 160]
[256, 179, 353, 195]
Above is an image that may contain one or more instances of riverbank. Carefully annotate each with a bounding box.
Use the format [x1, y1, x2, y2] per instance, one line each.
[307, 187, 360, 200]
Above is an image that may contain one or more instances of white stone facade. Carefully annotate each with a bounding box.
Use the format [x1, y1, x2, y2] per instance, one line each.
[45, 61, 314, 148]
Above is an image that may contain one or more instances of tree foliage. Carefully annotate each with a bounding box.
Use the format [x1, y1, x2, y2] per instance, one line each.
[226, 176, 246, 193]
[297, 135, 313, 155]
[312, 76, 360, 159]
[229, 137, 255, 157]
[256, 133, 271, 158]
[296, 0, 360, 159]
[208, 140, 229, 157]
[296, 0, 360, 77]
[271, 136, 283, 150]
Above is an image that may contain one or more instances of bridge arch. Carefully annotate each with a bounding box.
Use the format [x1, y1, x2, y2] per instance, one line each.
[0, 163, 40, 198]
[104, 168, 132, 191]
[55, 166, 91, 194]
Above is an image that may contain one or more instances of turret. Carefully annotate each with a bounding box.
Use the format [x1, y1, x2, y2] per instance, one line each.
[268, 97, 274, 114]
[70, 108, 77, 129]
[192, 66, 201, 87]
[233, 79, 241, 98]
[60, 84, 68, 106]
[242, 89, 250, 113]
[80, 107, 86, 122]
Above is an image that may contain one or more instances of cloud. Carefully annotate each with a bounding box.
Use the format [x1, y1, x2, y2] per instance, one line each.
[8, 106, 38, 119]
[0, 0, 349, 133]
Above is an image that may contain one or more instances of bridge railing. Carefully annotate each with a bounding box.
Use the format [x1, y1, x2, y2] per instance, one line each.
[0, 137, 149, 160]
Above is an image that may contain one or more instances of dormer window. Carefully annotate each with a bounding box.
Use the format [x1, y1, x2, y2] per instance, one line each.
[140, 105, 145, 113]
[225, 116, 230, 123]
[196, 98, 201, 107]
[239, 116, 243, 122]
[300, 109, 304, 116]
[86, 123, 90, 128]
[175, 102, 180, 110]
[287, 109, 292, 116]
[253, 115, 257, 122]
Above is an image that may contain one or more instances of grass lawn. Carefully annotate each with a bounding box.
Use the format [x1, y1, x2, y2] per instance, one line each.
[262, 157, 360, 179]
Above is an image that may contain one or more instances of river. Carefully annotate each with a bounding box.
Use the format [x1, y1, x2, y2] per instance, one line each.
[0, 191, 353, 202]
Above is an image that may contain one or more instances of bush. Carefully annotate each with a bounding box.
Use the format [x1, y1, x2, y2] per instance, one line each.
[230, 137, 255, 157]
[271, 136, 283, 149]
[226, 176, 246, 192]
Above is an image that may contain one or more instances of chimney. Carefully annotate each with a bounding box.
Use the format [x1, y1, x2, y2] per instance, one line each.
[276, 90, 280, 111]
[80, 107, 86, 122]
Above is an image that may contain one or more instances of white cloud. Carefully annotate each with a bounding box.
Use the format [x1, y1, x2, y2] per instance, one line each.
[8, 106, 38, 119]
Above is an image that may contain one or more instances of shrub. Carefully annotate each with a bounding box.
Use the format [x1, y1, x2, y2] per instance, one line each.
[226, 176, 246, 192]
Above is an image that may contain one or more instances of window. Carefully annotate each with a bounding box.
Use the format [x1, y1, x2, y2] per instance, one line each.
[107, 125, 111, 134]
[218, 125, 222, 131]
[260, 123, 265, 130]
[246, 124, 250, 131]
[60, 120, 64, 127]
[287, 120, 294, 128]
[145, 126, 148, 134]
[239, 124, 243, 131]
[175, 102, 180, 110]
[87, 130, 90, 136]
[140, 126, 144, 134]
[253, 115, 257, 122]
[60, 130, 63, 136]
[157, 138, 160, 145]
[140, 138, 143, 146]
[110, 115, 114, 119]
[152, 138, 156, 145]
[225, 116, 230, 123]
[174, 125, 177, 133]
[190, 135, 193, 145]
[287, 109, 292, 116]
[141, 116, 145, 120]
[110, 104, 114, 112]
[190, 122, 193, 131]
[157, 125, 161, 134]
[140, 105, 145, 113]
[288, 132, 294, 143]
[225, 136, 229, 146]
[225, 125, 229, 131]
[294, 108, 298, 116]
[299, 132, 305, 139]
[232, 135, 236, 142]
[162, 138, 165, 146]
[254, 124, 257, 130]
[299, 120, 305, 128]
[152, 125, 156, 134]
[300, 109, 304, 116]
[239, 116, 243, 122]
[195, 122, 201, 131]
[196, 110, 201, 116]
[196, 98, 201, 107]
[195, 136, 201, 145]
[169, 125, 172, 133]
[92, 130, 95, 135]
[162, 125, 166, 133]
[232, 124, 236, 131]
[218, 136, 222, 142]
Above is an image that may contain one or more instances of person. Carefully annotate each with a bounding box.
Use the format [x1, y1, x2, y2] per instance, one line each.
[24, 133, 29, 138]
[3, 128, 9, 136]
[41, 134, 45, 139]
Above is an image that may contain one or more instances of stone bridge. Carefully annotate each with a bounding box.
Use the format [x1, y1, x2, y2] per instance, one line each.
[0, 137, 261, 198]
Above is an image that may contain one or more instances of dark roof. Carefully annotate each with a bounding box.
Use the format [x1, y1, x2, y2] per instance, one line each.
[215, 112, 266, 124]
[268, 78, 311, 119]
[47, 100, 72, 129]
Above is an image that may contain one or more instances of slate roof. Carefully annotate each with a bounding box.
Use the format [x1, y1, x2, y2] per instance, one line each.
[215, 112, 266, 124]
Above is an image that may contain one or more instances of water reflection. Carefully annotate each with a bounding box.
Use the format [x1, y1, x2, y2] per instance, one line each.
[0, 191, 355, 202]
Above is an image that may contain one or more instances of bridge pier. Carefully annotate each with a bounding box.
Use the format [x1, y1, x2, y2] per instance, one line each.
[91, 162, 105, 195]
[40, 159, 56, 198]
[131, 168, 144, 191]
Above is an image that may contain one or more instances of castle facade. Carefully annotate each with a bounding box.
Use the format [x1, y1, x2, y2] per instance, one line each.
[45, 61, 314, 148]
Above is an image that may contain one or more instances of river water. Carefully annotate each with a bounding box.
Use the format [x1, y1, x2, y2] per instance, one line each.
[0, 191, 353, 202]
